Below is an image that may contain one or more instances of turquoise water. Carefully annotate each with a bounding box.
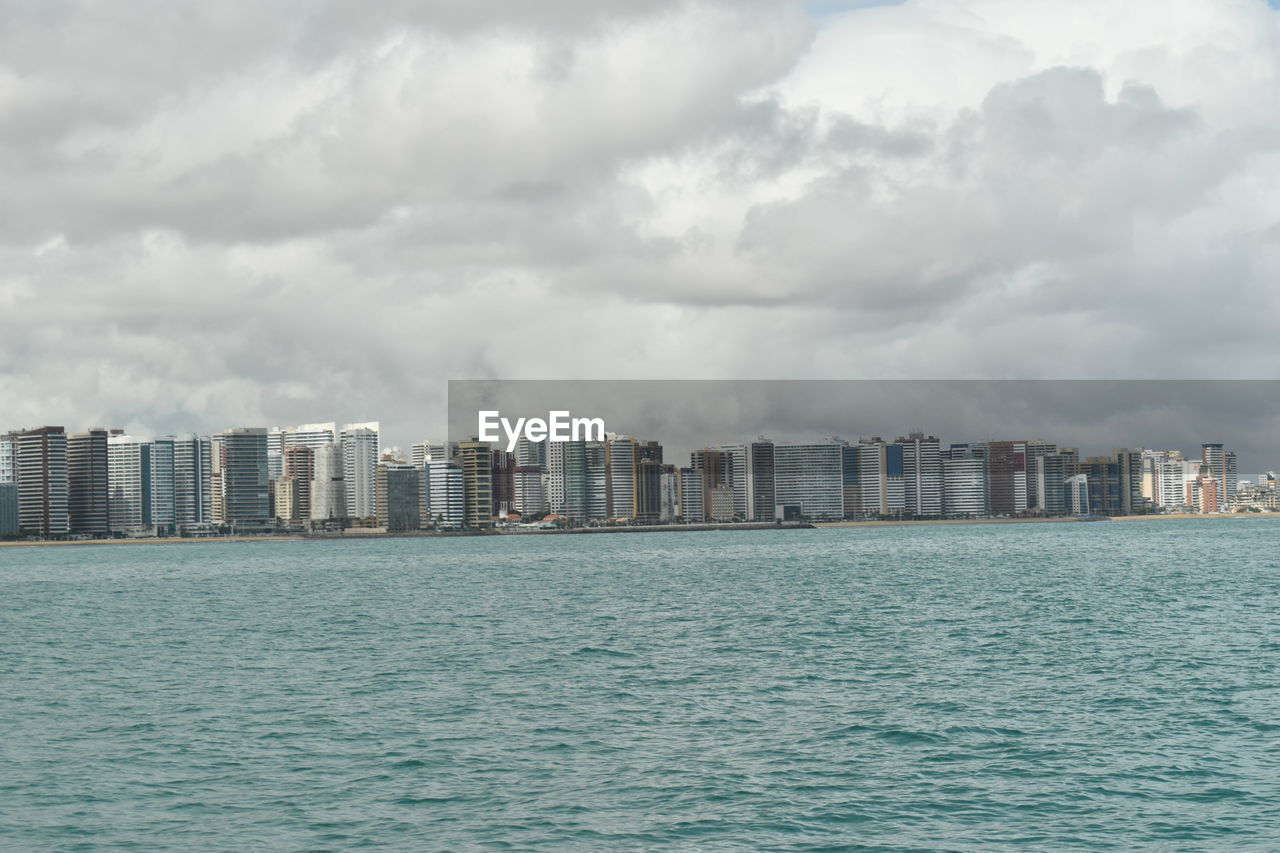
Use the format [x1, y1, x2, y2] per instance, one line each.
[3, 522, 1280, 851]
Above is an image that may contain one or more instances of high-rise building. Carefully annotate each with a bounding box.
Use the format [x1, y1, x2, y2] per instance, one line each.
[68, 429, 110, 537]
[513, 465, 546, 517]
[711, 443, 749, 521]
[942, 447, 987, 517]
[1066, 474, 1090, 514]
[0, 435, 14, 484]
[0, 482, 17, 535]
[1023, 440, 1057, 512]
[172, 434, 213, 530]
[748, 440, 775, 522]
[605, 436, 636, 520]
[411, 439, 456, 467]
[857, 438, 905, 518]
[267, 428, 284, 481]
[310, 443, 347, 521]
[547, 439, 587, 522]
[150, 436, 176, 534]
[274, 476, 305, 523]
[659, 465, 679, 523]
[14, 427, 69, 537]
[341, 423, 380, 519]
[634, 457, 663, 524]
[213, 428, 270, 528]
[897, 432, 942, 518]
[377, 462, 422, 532]
[491, 450, 515, 518]
[1034, 452, 1072, 516]
[773, 441, 845, 521]
[283, 445, 315, 520]
[458, 439, 494, 529]
[585, 442, 608, 521]
[1225, 451, 1238, 502]
[1114, 449, 1147, 515]
[108, 434, 153, 534]
[678, 467, 704, 522]
[425, 461, 465, 529]
[987, 441, 1028, 516]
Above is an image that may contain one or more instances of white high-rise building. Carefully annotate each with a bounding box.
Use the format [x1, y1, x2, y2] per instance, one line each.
[341, 422, 380, 519]
[108, 435, 153, 534]
[310, 444, 347, 521]
[897, 433, 942, 518]
[857, 438, 905, 518]
[0, 435, 14, 483]
[267, 428, 284, 481]
[425, 461, 465, 529]
[1067, 474, 1090, 515]
[773, 441, 845, 521]
[411, 439, 455, 467]
[943, 449, 987, 518]
[606, 436, 636, 520]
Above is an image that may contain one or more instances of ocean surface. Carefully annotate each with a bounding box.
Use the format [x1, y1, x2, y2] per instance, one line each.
[3, 521, 1280, 851]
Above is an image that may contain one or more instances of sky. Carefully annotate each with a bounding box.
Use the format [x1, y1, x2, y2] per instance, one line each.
[3, 0, 1280, 455]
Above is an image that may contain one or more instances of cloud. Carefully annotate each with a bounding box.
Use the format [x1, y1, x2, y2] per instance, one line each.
[3, 0, 1280, 458]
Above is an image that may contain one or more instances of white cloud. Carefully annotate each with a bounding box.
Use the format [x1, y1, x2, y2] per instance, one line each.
[3, 0, 1280, 448]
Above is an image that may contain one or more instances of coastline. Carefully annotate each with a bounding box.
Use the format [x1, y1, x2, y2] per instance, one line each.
[2, 513, 1274, 549]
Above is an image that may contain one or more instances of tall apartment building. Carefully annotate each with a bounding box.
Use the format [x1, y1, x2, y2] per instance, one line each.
[68, 429, 110, 537]
[1034, 452, 1072, 516]
[1066, 474, 1090, 514]
[425, 460, 465, 529]
[411, 439, 457, 467]
[14, 427, 69, 537]
[341, 423, 380, 519]
[986, 441, 1028, 516]
[1023, 440, 1057, 512]
[711, 443, 749, 521]
[634, 458, 664, 524]
[678, 467, 704, 522]
[747, 440, 775, 522]
[605, 436, 636, 520]
[547, 439, 587, 522]
[0, 482, 17, 535]
[0, 435, 14, 483]
[282, 444, 315, 520]
[897, 432, 942, 518]
[857, 438, 905, 518]
[310, 443, 347, 521]
[150, 436, 176, 534]
[773, 441, 844, 521]
[942, 447, 986, 517]
[458, 439, 494, 529]
[513, 465, 546, 517]
[213, 428, 270, 528]
[585, 442, 607, 521]
[490, 450, 515, 518]
[108, 434, 152, 534]
[376, 462, 422, 532]
[659, 465, 679, 523]
[171, 434, 213, 530]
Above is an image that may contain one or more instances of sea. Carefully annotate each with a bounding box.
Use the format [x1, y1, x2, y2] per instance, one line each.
[3, 520, 1279, 851]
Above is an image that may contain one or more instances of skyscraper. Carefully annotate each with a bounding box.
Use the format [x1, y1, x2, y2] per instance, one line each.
[605, 435, 636, 520]
[172, 434, 213, 530]
[310, 443, 347, 521]
[150, 436, 176, 534]
[213, 427, 270, 528]
[14, 427, 69, 537]
[897, 432, 942, 518]
[376, 462, 422, 532]
[0, 482, 17, 536]
[68, 429, 109, 537]
[108, 434, 153, 534]
[942, 447, 987, 517]
[0, 435, 14, 484]
[773, 441, 844, 521]
[986, 441, 1028, 516]
[748, 440, 776, 522]
[340, 423, 380, 519]
[458, 438, 494, 529]
[425, 460, 465, 529]
[282, 444, 315, 520]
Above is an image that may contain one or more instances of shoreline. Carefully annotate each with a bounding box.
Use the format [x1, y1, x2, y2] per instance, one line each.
[2, 513, 1275, 548]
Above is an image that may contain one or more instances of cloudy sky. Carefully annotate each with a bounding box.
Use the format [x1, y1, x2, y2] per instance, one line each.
[4, 0, 1280, 452]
